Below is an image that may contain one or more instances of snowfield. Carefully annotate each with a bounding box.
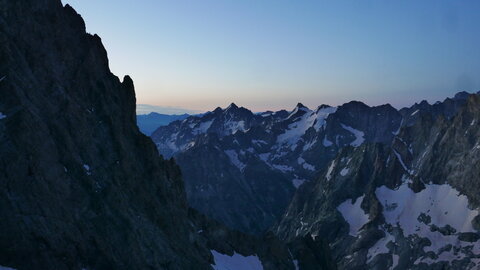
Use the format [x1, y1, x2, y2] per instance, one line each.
[277, 106, 336, 150]
[340, 124, 365, 147]
[373, 183, 480, 266]
[337, 195, 369, 236]
[211, 250, 264, 270]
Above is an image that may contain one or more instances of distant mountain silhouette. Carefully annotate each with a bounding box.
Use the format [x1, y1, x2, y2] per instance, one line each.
[137, 112, 189, 135]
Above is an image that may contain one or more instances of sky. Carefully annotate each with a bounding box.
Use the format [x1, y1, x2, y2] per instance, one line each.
[62, 0, 480, 113]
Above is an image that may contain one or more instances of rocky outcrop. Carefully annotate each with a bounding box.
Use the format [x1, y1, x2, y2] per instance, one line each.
[0, 1, 333, 269]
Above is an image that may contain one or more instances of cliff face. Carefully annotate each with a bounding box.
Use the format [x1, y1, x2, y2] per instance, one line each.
[0, 1, 212, 269]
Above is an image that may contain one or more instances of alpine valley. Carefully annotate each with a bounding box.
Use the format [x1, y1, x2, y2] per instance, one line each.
[152, 91, 480, 269]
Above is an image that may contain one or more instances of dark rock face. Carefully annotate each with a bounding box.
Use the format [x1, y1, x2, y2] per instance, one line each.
[176, 135, 295, 235]
[0, 1, 333, 269]
[0, 1, 211, 269]
[274, 94, 480, 269]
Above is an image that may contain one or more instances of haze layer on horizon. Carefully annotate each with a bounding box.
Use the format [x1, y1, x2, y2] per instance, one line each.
[62, 0, 480, 112]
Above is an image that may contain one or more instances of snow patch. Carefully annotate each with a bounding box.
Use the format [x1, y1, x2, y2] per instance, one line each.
[258, 153, 270, 162]
[376, 183, 478, 237]
[326, 160, 336, 181]
[224, 150, 246, 172]
[277, 107, 336, 149]
[366, 228, 395, 263]
[323, 136, 333, 147]
[272, 164, 294, 172]
[277, 111, 315, 148]
[211, 250, 263, 270]
[252, 139, 267, 146]
[162, 133, 182, 154]
[224, 120, 246, 135]
[392, 254, 400, 269]
[340, 124, 365, 147]
[393, 150, 411, 174]
[292, 178, 306, 188]
[297, 157, 315, 171]
[192, 120, 213, 135]
[83, 164, 91, 175]
[0, 112, 6, 120]
[392, 119, 403, 136]
[340, 167, 349, 176]
[337, 195, 369, 236]
[302, 139, 317, 151]
[376, 183, 480, 265]
[313, 106, 337, 131]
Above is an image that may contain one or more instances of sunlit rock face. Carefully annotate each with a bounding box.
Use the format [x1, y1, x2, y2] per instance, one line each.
[274, 94, 480, 269]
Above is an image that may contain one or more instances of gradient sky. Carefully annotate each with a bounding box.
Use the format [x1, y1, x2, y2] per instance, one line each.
[62, 0, 480, 113]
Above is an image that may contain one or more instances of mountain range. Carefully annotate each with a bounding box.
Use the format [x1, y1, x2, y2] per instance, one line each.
[151, 92, 471, 233]
[152, 91, 480, 269]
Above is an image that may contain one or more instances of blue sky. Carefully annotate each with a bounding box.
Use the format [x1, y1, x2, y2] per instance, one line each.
[62, 0, 480, 113]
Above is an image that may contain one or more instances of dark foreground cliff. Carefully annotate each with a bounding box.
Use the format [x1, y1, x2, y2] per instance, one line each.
[0, 0, 212, 268]
[0, 1, 333, 269]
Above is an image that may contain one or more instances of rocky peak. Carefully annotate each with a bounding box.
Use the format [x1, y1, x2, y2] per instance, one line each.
[338, 100, 370, 111]
[225, 102, 239, 111]
[317, 104, 332, 112]
[213, 106, 223, 114]
[287, 103, 311, 119]
[454, 91, 470, 100]
[296, 102, 308, 109]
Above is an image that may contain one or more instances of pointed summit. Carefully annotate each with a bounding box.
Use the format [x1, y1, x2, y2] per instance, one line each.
[225, 103, 238, 111]
[213, 107, 223, 114]
[291, 102, 309, 112]
[296, 103, 307, 109]
[287, 103, 310, 119]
